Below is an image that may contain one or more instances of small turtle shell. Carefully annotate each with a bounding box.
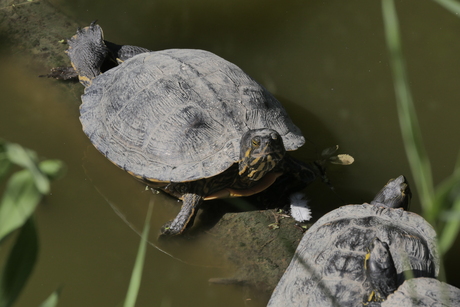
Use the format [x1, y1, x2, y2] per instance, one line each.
[267, 204, 439, 307]
[80, 49, 304, 182]
[382, 278, 460, 307]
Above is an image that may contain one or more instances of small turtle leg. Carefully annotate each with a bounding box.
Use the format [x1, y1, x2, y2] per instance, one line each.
[161, 193, 203, 236]
[66, 21, 108, 87]
[104, 41, 151, 64]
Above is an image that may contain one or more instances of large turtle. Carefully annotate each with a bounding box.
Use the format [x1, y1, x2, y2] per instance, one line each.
[267, 175, 440, 306]
[54, 22, 333, 235]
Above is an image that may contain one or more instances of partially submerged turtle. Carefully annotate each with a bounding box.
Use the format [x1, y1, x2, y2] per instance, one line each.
[53, 22, 351, 235]
[268, 175, 439, 306]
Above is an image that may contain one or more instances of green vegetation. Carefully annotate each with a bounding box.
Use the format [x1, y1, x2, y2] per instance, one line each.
[382, 0, 460, 259]
[122, 202, 153, 307]
[0, 140, 152, 307]
[0, 140, 64, 307]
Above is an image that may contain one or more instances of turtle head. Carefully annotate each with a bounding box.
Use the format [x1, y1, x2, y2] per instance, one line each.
[66, 21, 108, 87]
[238, 128, 286, 181]
[370, 175, 412, 210]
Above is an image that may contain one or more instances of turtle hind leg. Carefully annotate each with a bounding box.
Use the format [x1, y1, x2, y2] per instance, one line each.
[105, 41, 151, 64]
[66, 21, 108, 87]
[161, 193, 203, 236]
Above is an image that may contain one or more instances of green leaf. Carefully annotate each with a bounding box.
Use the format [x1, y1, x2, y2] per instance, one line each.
[123, 202, 154, 307]
[0, 170, 42, 242]
[5, 143, 49, 194]
[38, 288, 61, 307]
[39, 160, 65, 181]
[382, 0, 435, 221]
[0, 217, 39, 307]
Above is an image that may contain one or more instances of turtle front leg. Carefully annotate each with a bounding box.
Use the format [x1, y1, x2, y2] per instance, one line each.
[161, 193, 203, 236]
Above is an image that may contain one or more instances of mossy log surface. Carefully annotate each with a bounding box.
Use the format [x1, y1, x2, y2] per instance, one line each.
[0, 0, 78, 67]
[207, 209, 306, 293]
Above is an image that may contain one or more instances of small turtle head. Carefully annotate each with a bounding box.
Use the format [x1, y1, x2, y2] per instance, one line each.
[370, 175, 412, 210]
[238, 128, 286, 181]
[66, 21, 108, 88]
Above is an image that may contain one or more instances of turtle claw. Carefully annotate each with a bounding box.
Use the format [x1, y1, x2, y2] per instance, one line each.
[40, 66, 78, 80]
[160, 221, 183, 236]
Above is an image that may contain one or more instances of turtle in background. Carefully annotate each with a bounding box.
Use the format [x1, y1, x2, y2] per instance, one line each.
[268, 175, 439, 306]
[48, 22, 352, 235]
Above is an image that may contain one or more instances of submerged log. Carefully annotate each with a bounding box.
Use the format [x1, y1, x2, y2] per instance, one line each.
[204, 208, 307, 293]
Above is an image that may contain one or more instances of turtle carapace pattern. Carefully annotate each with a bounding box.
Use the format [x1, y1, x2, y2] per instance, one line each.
[61, 22, 321, 235]
[268, 176, 439, 307]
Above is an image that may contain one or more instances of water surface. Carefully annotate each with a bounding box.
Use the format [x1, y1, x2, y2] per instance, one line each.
[1, 0, 460, 306]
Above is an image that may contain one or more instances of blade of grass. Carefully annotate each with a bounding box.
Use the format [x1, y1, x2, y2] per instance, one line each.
[432, 0, 460, 15]
[123, 201, 154, 307]
[438, 197, 460, 254]
[38, 288, 61, 307]
[381, 0, 435, 222]
[433, 162, 460, 216]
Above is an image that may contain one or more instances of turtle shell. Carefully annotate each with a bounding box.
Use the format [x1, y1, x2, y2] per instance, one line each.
[382, 278, 460, 307]
[267, 203, 439, 307]
[80, 49, 304, 182]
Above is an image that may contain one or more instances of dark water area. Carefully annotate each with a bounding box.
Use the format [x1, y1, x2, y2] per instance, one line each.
[1, 0, 460, 306]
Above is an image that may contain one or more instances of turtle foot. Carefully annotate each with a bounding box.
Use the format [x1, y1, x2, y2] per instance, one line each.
[160, 221, 184, 236]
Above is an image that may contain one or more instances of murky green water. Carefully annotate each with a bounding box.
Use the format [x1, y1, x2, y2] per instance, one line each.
[1, 0, 460, 306]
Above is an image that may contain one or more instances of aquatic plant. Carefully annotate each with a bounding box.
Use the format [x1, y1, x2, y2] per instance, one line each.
[0, 140, 64, 307]
[382, 0, 460, 278]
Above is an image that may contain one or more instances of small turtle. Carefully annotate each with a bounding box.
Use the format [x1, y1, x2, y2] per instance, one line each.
[382, 277, 460, 307]
[52, 22, 350, 235]
[267, 175, 439, 306]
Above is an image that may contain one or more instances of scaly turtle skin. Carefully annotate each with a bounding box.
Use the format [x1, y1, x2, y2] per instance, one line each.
[61, 22, 322, 235]
[268, 176, 439, 307]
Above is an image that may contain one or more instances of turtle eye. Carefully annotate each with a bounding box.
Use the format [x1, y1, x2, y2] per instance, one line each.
[252, 137, 260, 147]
